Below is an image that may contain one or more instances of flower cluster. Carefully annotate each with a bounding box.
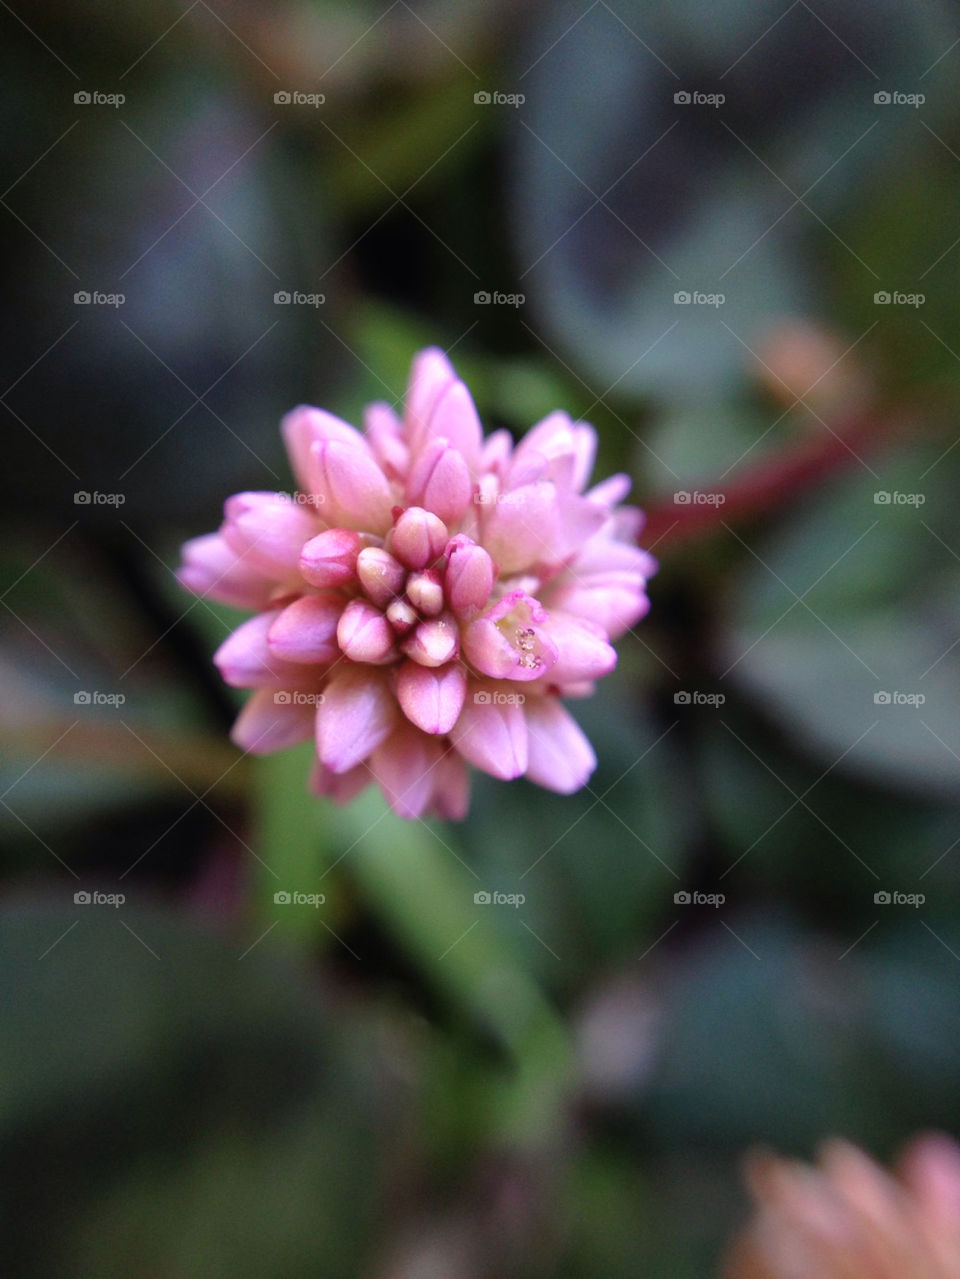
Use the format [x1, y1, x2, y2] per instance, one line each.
[178, 348, 654, 819]
[724, 1135, 960, 1279]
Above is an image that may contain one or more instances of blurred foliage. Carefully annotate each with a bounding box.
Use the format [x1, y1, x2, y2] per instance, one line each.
[3, 0, 960, 1275]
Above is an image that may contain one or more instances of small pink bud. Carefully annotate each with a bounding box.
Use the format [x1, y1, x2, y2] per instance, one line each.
[402, 612, 459, 667]
[444, 535, 495, 618]
[337, 599, 396, 665]
[386, 598, 418, 634]
[299, 528, 362, 587]
[406, 438, 472, 525]
[221, 492, 317, 576]
[267, 592, 342, 664]
[405, 568, 444, 616]
[396, 660, 466, 734]
[356, 546, 405, 608]
[389, 506, 448, 570]
[309, 439, 394, 533]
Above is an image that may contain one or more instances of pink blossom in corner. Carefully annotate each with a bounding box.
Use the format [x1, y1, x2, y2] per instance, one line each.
[177, 347, 655, 820]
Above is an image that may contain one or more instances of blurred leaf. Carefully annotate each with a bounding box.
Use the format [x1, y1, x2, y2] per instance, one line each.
[511, 0, 958, 399]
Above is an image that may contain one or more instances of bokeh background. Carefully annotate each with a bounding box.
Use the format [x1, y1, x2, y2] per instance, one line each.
[3, 1, 960, 1275]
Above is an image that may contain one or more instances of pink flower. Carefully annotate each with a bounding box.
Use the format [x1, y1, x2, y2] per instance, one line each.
[177, 348, 655, 820]
[724, 1133, 960, 1279]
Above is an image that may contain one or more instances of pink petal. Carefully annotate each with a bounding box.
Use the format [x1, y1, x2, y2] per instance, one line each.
[177, 533, 276, 610]
[586, 472, 632, 507]
[548, 573, 651, 638]
[405, 347, 457, 456]
[309, 758, 370, 805]
[462, 616, 518, 680]
[370, 723, 442, 819]
[427, 750, 471, 820]
[480, 480, 560, 573]
[463, 591, 558, 682]
[450, 685, 528, 780]
[523, 697, 596, 794]
[424, 379, 482, 473]
[316, 666, 397, 773]
[309, 440, 394, 533]
[401, 613, 460, 667]
[542, 612, 617, 683]
[214, 610, 312, 688]
[336, 598, 397, 665]
[397, 660, 466, 734]
[282, 405, 368, 491]
[405, 568, 444, 616]
[267, 593, 342, 664]
[222, 492, 318, 576]
[231, 688, 315, 754]
[363, 401, 408, 479]
[405, 438, 472, 525]
[299, 528, 363, 588]
[388, 506, 449, 570]
[356, 546, 405, 608]
[444, 536, 495, 618]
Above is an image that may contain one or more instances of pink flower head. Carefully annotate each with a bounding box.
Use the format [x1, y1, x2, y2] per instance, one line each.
[177, 348, 655, 820]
